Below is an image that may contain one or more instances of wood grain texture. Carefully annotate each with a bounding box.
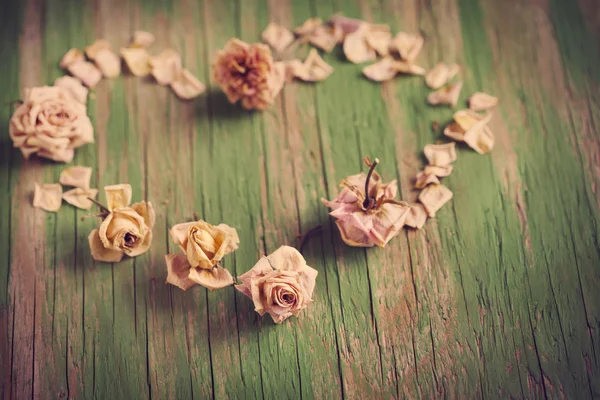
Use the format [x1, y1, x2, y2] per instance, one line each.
[1, 0, 599, 398]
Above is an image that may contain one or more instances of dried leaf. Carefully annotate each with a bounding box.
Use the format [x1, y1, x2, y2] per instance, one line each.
[59, 48, 85, 69]
[425, 63, 460, 89]
[85, 39, 111, 60]
[468, 92, 499, 111]
[418, 183, 453, 217]
[463, 112, 495, 154]
[262, 22, 295, 53]
[294, 18, 323, 36]
[104, 183, 132, 210]
[170, 69, 206, 100]
[424, 142, 457, 167]
[33, 183, 62, 212]
[343, 24, 376, 64]
[67, 61, 103, 88]
[62, 187, 98, 210]
[59, 165, 93, 189]
[362, 57, 397, 82]
[149, 49, 182, 85]
[120, 47, 151, 77]
[404, 203, 428, 229]
[423, 164, 453, 177]
[427, 81, 463, 107]
[54, 76, 88, 104]
[391, 32, 424, 61]
[392, 61, 427, 76]
[414, 170, 440, 189]
[131, 31, 155, 48]
[365, 26, 392, 56]
[94, 48, 121, 78]
[294, 49, 333, 82]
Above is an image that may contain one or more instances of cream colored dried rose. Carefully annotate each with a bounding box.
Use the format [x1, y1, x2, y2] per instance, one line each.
[427, 81, 463, 107]
[414, 170, 440, 189]
[9, 86, 94, 163]
[418, 183, 453, 217]
[54, 76, 88, 104]
[468, 92, 499, 111]
[362, 57, 396, 82]
[322, 158, 410, 247]
[262, 23, 295, 53]
[343, 24, 377, 64]
[59, 48, 85, 69]
[33, 183, 62, 212]
[236, 246, 318, 324]
[131, 31, 155, 48]
[59, 165, 92, 189]
[120, 47, 151, 77]
[63, 187, 98, 210]
[292, 49, 333, 82]
[171, 69, 206, 100]
[424, 142, 457, 167]
[165, 220, 239, 291]
[213, 39, 284, 110]
[68, 61, 103, 88]
[404, 203, 427, 229]
[88, 184, 155, 262]
[149, 49, 182, 85]
[390, 32, 424, 61]
[425, 63, 459, 89]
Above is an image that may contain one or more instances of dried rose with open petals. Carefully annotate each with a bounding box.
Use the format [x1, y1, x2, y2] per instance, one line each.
[236, 246, 318, 324]
[213, 38, 284, 111]
[322, 158, 410, 247]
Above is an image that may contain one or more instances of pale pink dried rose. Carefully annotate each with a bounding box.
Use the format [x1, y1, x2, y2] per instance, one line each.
[67, 61, 103, 88]
[59, 48, 85, 69]
[213, 39, 284, 110]
[54, 75, 88, 104]
[294, 18, 323, 36]
[9, 86, 94, 163]
[59, 165, 92, 189]
[322, 158, 410, 247]
[120, 47, 151, 77]
[424, 164, 454, 177]
[468, 92, 499, 111]
[262, 22, 295, 53]
[88, 184, 155, 262]
[170, 69, 206, 100]
[404, 203, 428, 229]
[94, 48, 121, 78]
[425, 63, 459, 89]
[165, 220, 239, 291]
[62, 187, 98, 210]
[364, 25, 392, 56]
[427, 81, 463, 107]
[149, 49, 182, 85]
[390, 32, 424, 62]
[463, 112, 495, 154]
[85, 39, 111, 60]
[392, 61, 427, 76]
[235, 245, 318, 324]
[33, 183, 62, 212]
[414, 170, 440, 189]
[343, 24, 377, 64]
[418, 183, 453, 217]
[424, 142, 457, 167]
[131, 31, 155, 48]
[293, 49, 333, 82]
[362, 57, 397, 82]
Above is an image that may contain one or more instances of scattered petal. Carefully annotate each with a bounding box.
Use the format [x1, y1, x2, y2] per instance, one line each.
[362, 57, 396, 82]
[85, 39, 111, 60]
[391, 32, 424, 61]
[59, 165, 93, 189]
[283, 59, 305, 81]
[262, 22, 295, 53]
[443, 121, 466, 141]
[59, 48, 85, 69]
[343, 24, 376, 64]
[328, 15, 363, 39]
[307, 25, 339, 52]
[269, 62, 286, 98]
[67, 61, 103, 88]
[463, 113, 495, 154]
[94, 48, 121, 78]
[189, 266, 235, 291]
[89, 229, 124, 262]
[149, 49, 182, 85]
[418, 183, 453, 217]
[468, 92, 499, 111]
[54, 76, 88, 104]
[104, 183, 132, 210]
[62, 187, 98, 210]
[392, 61, 426, 76]
[37, 147, 75, 163]
[294, 18, 323, 36]
[120, 47, 151, 77]
[423, 164, 453, 177]
[414, 170, 440, 189]
[170, 69, 206, 100]
[427, 81, 463, 107]
[404, 203, 428, 229]
[425, 63, 460, 89]
[424, 142, 457, 167]
[33, 183, 62, 212]
[365, 25, 392, 56]
[131, 31, 155, 48]
[294, 49, 333, 82]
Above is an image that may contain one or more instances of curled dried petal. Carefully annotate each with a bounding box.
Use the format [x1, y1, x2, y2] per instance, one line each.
[149, 49, 182, 85]
[468, 92, 499, 111]
[59, 165, 92, 189]
[170, 69, 206, 100]
[418, 183, 453, 217]
[33, 183, 62, 212]
[294, 17, 323, 36]
[364, 26, 392, 56]
[62, 187, 98, 210]
[343, 24, 376, 64]
[68, 61, 102, 88]
[414, 170, 440, 189]
[404, 203, 428, 229]
[392, 61, 426, 76]
[261, 22, 295, 53]
[362, 57, 396, 82]
[443, 121, 465, 141]
[59, 48, 85, 69]
[120, 47, 151, 77]
[131, 31, 155, 48]
[85, 39, 111, 60]
[423, 164, 453, 177]
[425, 63, 460, 89]
[427, 81, 463, 107]
[293, 49, 333, 82]
[424, 142, 457, 167]
[391, 32, 424, 61]
[54, 76, 88, 104]
[89, 229, 124, 262]
[463, 113, 495, 154]
[188, 265, 235, 291]
[94, 48, 121, 78]
[307, 25, 338, 52]
[104, 183, 132, 210]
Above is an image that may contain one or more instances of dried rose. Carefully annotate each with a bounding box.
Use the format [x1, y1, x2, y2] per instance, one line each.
[165, 220, 239, 291]
[322, 158, 410, 247]
[33, 183, 62, 212]
[9, 86, 94, 163]
[236, 245, 318, 324]
[213, 39, 284, 110]
[88, 184, 155, 262]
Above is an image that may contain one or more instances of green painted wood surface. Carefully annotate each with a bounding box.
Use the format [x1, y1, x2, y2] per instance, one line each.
[1, 0, 599, 398]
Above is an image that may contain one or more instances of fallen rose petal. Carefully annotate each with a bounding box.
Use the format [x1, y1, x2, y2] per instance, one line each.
[68, 60, 102, 88]
[307, 25, 338, 52]
[59, 165, 93, 189]
[170, 69, 206, 100]
[294, 17, 323, 36]
[469, 91, 499, 111]
[392, 61, 426, 76]
[343, 24, 376, 64]
[89, 228, 124, 262]
[131, 31, 155, 48]
[391, 32, 424, 61]
[362, 57, 397, 82]
[404, 203, 428, 229]
[104, 183, 132, 210]
[418, 183, 453, 217]
[54, 76, 88, 104]
[453, 109, 485, 130]
[443, 121, 465, 141]
[94, 48, 121, 78]
[414, 170, 440, 189]
[269, 62, 286, 99]
[188, 266, 235, 291]
[59, 48, 85, 69]
[120, 47, 151, 77]
[425, 63, 460, 89]
[365, 26, 392, 56]
[423, 164, 453, 177]
[328, 15, 363, 39]
[262, 22, 295, 53]
[294, 49, 333, 82]
[427, 81, 463, 107]
[463, 112, 495, 154]
[424, 142, 457, 167]
[149, 49, 182, 85]
[165, 254, 197, 290]
[33, 183, 62, 212]
[62, 187, 98, 210]
[37, 147, 75, 163]
[85, 39, 111, 60]
[283, 59, 305, 81]
[130, 201, 156, 231]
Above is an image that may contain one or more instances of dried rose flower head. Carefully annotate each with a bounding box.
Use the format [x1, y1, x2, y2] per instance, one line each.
[213, 38, 285, 111]
[165, 220, 239, 291]
[10, 86, 94, 163]
[322, 157, 410, 247]
[88, 184, 155, 262]
[236, 246, 318, 324]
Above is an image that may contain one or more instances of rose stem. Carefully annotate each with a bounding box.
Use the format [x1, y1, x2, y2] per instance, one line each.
[296, 225, 323, 252]
[87, 197, 110, 213]
[363, 157, 379, 209]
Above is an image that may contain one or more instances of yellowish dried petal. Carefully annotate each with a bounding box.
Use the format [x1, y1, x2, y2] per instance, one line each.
[165, 254, 196, 290]
[294, 49, 333, 82]
[67, 60, 102, 88]
[93, 48, 121, 78]
[414, 170, 440, 189]
[453, 109, 485, 130]
[404, 203, 428, 229]
[37, 147, 75, 163]
[365, 26, 392, 56]
[294, 18, 322, 36]
[120, 47, 151, 77]
[424, 142, 457, 167]
[443, 121, 466, 141]
[425, 63, 459, 89]
[423, 164, 453, 177]
[307, 25, 338, 53]
[170, 69, 206, 100]
[427, 81, 463, 107]
[188, 266, 235, 291]
[62, 187, 98, 210]
[59, 165, 93, 189]
[33, 183, 62, 212]
[463, 113, 495, 154]
[149, 49, 182, 85]
[89, 229, 124, 262]
[262, 22, 295, 53]
[391, 32, 424, 61]
[418, 183, 453, 217]
[104, 183, 132, 210]
[54, 76, 88, 104]
[392, 61, 426, 76]
[362, 57, 396, 82]
[468, 92, 499, 111]
[59, 48, 85, 69]
[85, 39, 111, 60]
[343, 25, 376, 64]
[131, 31, 155, 48]
[283, 59, 305, 81]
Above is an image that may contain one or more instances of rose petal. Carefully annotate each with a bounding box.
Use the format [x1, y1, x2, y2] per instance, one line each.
[37, 147, 75, 163]
[392, 61, 426, 76]
[236, 256, 273, 299]
[188, 266, 234, 291]
[463, 113, 495, 154]
[120, 47, 151, 77]
[362, 57, 397, 82]
[390, 32, 424, 61]
[261, 22, 295, 53]
[62, 187, 98, 210]
[127, 226, 152, 257]
[414, 170, 440, 189]
[59, 165, 93, 189]
[269, 62, 286, 99]
[85, 39, 111, 60]
[443, 121, 465, 141]
[307, 25, 339, 53]
[365, 26, 392, 56]
[59, 48, 85, 69]
[425, 63, 460, 89]
[170, 69, 206, 100]
[149, 49, 182, 85]
[343, 24, 376, 64]
[266, 245, 318, 296]
[67, 61, 103, 88]
[453, 109, 486, 130]
[427, 81, 463, 107]
[418, 184, 453, 217]
[165, 254, 196, 290]
[424, 142, 457, 167]
[89, 228, 124, 262]
[54, 76, 88, 104]
[328, 15, 363, 39]
[404, 203, 428, 229]
[283, 59, 305, 81]
[33, 183, 62, 212]
[294, 17, 323, 36]
[130, 201, 156, 230]
[294, 49, 333, 82]
[131, 31, 155, 48]
[423, 164, 453, 177]
[104, 183, 132, 210]
[468, 92, 499, 111]
[94, 48, 121, 78]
